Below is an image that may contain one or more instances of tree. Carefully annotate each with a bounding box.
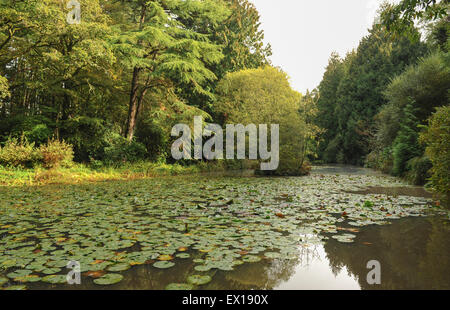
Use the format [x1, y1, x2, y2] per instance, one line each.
[111, 0, 229, 141]
[166, 0, 272, 115]
[420, 105, 450, 201]
[0, 0, 116, 142]
[315, 52, 346, 162]
[213, 0, 272, 78]
[380, 0, 449, 38]
[392, 103, 421, 176]
[215, 66, 319, 175]
[318, 24, 426, 165]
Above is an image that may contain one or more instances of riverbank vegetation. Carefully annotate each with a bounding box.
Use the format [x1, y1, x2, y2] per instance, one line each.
[314, 1, 449, 201]
[0, 0, 448, 200]
[0, 0, 317, 180]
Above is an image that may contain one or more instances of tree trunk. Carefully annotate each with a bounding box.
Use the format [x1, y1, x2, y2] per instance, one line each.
[124, 4, 147, 141]
[125, 67, 140, 141]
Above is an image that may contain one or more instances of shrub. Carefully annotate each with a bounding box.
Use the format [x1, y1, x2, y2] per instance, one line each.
[405, 156, 432, 185]
[420, 106, 450, 201]
[25, 124, 52, 146]
[103, 133, 148, 164]
[37, 139, 74, 169]
[365, 148, 394, 174]
[62, 117, 108, 162]
[392, 103, 421, 176]
[135, 118, 170, 162]
[0, 137, 39, 168]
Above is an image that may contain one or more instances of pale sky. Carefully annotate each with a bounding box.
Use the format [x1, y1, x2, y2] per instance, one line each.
[249, 0, 400, 93]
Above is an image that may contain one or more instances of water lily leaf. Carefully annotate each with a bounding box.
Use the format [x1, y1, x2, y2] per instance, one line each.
[14, 275, 41, 283]
[0, 277, 9, 286]
[194, 265, 211, 272]
[93, 273, 124, 285]
[187, 275, 212, 286]
[7, 270, 32, 279]
[153, 261, 175, 269]
[176, 253, 190, 259]
[107, 263, 131, 272]
[41, 268, 62, 275]
[165, 283, 194, 290]
[4, 285, 27, 290]
[242, 255, 261, 263]
[42, 275, 67, 284]
[157, 255, 174, 261]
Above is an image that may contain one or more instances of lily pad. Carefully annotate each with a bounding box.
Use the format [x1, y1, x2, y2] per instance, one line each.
[242, 255, 261, 263]
[42, 275, 68, 284]
[187, 275, 212, 286]
[7, 270, 32, 279]
[176, 253, 190, 259]
[153, 261, 175, 269]
[4, 285, 27, 290]
[107, 263, 131, 272]
[93, 273, 124, 285]
[165, 283, 194, 290]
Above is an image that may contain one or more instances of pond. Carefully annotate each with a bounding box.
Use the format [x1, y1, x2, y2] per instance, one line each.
[0, 166, 449, 290]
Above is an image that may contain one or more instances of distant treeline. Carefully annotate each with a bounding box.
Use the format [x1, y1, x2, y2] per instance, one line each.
[314, 1, 449, 198]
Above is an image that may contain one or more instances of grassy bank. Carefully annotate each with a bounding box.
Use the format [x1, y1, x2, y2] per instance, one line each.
[0, 162, 235, 187]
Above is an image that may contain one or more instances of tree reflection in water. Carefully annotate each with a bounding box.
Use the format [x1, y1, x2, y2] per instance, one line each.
[323, 216, 450, 290]
[28, 217, 449, 290]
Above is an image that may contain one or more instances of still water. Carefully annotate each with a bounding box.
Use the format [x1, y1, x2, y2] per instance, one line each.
[1, 166, 449, 290]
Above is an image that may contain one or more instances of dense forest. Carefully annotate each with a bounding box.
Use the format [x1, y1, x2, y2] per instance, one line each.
[315, 1, 449, 200]
[0, 0, 449, 199]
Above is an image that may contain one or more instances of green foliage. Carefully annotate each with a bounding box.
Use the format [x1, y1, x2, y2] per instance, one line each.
[215, 66, 319, 175]
[38, 139, 74, 169]
[62, 117, 108, 162]
[405, 156, 432, 185]
[420, 106, 450, 200]
[213, 0, 272, 77]
[135, 118, 170, 162]
[103, 133, 148, 165]
[0, 137, 74, 169]
[392, 103, 422, 176]
[316, 20, 427, 165]
[0, 137, 39, 168]
[0, 0, 275, 166]
[315, 53, 346, 159]
[0, 75, 9, 99]
[380, 0, 448, 38]
[25, 124, 53, 146]
[368, 51, 449, 181]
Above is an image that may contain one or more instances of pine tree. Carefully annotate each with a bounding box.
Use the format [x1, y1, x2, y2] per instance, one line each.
[110, 0, 229, 141]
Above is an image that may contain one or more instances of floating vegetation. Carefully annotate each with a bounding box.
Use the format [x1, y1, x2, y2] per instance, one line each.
[187, 275, 212, 286]
[93, 273, 123, 285]
[165, 283, 194, 290]
[0, 173, 445, 289]
[153, 261, 175, 269]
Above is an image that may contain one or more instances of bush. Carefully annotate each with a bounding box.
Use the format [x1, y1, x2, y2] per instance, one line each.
[0, 137, 40, 168]
[392, 103, 421, 176]
[62, 117, 108, 162]
[420, 106, 450, 201]
[37, 139, 74, 169]
[365, 148, 394, 174]
[103, 133, 148, 164]
[25, 124, 52, 146]
[0, 137, 75, 169]
[135, 118, 170, 162]
[405, 156, 432, 186]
